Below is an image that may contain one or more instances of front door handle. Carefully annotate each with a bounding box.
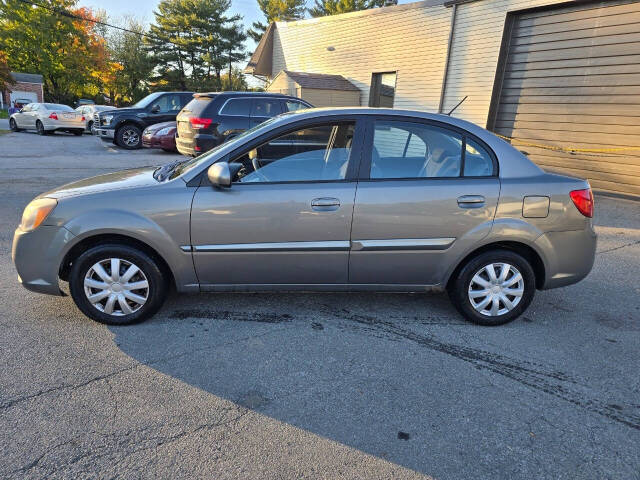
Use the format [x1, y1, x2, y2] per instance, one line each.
[457, 195, 485, 208]
[311, 197, 340, 211]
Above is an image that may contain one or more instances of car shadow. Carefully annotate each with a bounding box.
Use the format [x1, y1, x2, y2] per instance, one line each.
[107, 290, 472, 475]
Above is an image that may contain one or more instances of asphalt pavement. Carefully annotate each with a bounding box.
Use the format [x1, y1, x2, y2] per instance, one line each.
[0, 131, 639, 479]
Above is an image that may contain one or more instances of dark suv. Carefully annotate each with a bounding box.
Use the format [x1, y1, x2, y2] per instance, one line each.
[175, 92, 312, 156]
[95, 92, 194, 149]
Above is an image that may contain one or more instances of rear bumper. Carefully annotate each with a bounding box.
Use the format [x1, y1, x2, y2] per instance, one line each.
[536, 226, 597, 290]
[12, 225, 76, 296]
[43, 120, 84, 131]
[176, 134, 218, 156]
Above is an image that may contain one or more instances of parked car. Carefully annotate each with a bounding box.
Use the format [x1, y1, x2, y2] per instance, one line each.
[12, 108, 596, 326]
[75, 105, 115, 134]
[13, 98, 32, 110]
[94, 92, 194, 149]
[9, 103, 84, 135]
[142, 121, 177, 152]
[176, 91, 312, 156]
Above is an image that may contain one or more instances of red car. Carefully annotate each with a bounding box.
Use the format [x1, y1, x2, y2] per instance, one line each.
[141, 121, 177, 152]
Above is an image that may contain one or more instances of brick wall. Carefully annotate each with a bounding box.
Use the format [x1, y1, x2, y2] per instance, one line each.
[2, 81, 44, 106]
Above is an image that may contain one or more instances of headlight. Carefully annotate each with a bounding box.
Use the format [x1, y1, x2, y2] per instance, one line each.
[103, 115, 114, 125]
[155, 127, 172, 136]
[20, 198, 57, 231]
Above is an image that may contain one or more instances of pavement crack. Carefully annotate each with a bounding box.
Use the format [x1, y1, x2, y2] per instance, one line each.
[597, 239, 640, 254]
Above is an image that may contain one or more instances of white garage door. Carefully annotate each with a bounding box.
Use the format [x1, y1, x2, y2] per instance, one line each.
[491, 0, 640, 197]
[10, 91, 38, 105]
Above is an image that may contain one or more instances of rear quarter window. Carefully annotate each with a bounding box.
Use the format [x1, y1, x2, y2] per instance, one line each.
[219, 98, 252, 116]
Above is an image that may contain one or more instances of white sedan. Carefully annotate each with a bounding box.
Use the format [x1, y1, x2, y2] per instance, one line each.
[9, 103, 85, 136]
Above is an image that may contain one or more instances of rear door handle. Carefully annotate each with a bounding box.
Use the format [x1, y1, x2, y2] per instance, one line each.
[311, 197, 340, 211]
[457, 195, 485, 208]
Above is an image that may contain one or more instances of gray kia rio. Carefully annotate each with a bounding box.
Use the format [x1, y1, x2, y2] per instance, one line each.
[12, 108, 597, 326]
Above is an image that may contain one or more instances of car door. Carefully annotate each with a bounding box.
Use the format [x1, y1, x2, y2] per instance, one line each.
[349, 117, 500, 286]
[249, 98, 283, 128]
[190, 117, 364, 287]
[147, 93, 182, 125]
[13, 103, 29, 127]
[18, 103, 36, 128]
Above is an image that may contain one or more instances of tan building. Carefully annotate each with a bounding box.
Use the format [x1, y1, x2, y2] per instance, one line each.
[246, 0, 640, 197]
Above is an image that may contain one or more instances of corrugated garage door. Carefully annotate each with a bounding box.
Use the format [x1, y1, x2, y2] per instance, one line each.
[491, 0, 640, 197]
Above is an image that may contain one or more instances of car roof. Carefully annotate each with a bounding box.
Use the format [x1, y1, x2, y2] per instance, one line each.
[195, 91, 308, 101]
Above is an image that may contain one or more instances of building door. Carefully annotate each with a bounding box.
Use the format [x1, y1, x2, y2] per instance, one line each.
[489, 0, 640, 197]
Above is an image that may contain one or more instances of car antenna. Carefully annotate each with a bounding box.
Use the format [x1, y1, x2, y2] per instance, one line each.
[447, 96, 468, 116]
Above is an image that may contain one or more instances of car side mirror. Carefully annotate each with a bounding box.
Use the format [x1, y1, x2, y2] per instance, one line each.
[150, 105, 160, 113]
[207, 162, 231, 188]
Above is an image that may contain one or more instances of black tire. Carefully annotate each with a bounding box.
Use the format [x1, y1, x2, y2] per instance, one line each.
[115, 124, 142, 149]
[9, 118, 21, 131]
[69, 244, 168, 325]
[87, 121, 94, 133]
[73, 129, 83, 136]
[448, 249, 536, 326]
[36, 120, 47, 135]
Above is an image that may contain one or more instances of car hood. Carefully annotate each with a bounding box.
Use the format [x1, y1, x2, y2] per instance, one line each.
[40, 167, 160, 199]
[144, 121, 176, 134]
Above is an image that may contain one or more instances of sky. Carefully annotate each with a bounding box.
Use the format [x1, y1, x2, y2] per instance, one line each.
[78, 0, 414, 55]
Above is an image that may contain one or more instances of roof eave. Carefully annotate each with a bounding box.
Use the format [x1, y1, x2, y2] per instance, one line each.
[244, 23, 275, 76]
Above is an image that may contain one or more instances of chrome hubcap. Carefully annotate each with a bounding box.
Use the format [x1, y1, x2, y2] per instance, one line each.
[122, 129, 139, 146]
[468, 263, 524, 317]
[83, 258, 149, 316]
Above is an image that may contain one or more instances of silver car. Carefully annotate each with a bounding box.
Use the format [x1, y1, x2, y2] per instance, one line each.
[9, 103, 85, 136]
[75, 105, 115, 134]
[12, 108, 597, 326]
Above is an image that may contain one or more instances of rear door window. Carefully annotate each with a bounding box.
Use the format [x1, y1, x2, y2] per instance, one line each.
[182, 97, 214, 116]
[219, 98, 252, 116]
[251, 99, 282, 118]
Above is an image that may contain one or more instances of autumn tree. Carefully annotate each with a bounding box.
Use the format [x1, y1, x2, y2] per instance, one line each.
[0, 51, 14, 93]
[248, 0, 306, 42]
[309, 0, 396, 17]
[0, 0, 110, 104]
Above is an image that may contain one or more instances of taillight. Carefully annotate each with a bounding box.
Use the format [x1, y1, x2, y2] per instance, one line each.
[570, 188, 594, 218]
[189, 117, 212, 129]
[81, 116, 85, 121]
[49, 112, 58, 120]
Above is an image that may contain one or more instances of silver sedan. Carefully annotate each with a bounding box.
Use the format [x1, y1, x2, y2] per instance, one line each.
[9, 103, 85, 135]
[12, 108, 596, 326]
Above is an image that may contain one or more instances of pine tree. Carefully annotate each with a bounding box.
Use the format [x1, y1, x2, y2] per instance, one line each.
[309, 0, 396, 18]
[248, 0, 306, 43]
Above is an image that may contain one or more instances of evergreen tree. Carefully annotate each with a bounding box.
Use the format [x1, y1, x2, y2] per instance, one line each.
[248, 0, 306, 43]
[309, 0, 396, 18]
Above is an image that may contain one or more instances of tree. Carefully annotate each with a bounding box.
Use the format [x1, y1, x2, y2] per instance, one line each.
[0, 51, 14, 93]
[146, 0, 247, 91]
[309, 0, 396, 17]
[0, 0, 110, 104]
[106, 17, 154, 104]
[248, 0, 306, 42]
[221, 68, 249, 91]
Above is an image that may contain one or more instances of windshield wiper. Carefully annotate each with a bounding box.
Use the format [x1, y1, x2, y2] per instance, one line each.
[154, 159, 187, 181]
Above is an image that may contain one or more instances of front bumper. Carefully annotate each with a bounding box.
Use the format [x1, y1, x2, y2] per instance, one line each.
[12, 225, 76, 296]
[96, 128, 115, 140]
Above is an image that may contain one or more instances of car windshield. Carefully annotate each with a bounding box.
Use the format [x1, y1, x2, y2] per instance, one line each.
[158, 117, 282, 182]
[94, 106, 113, 112]
[44, 103, 74, 112]
[131, 92, 163, 109]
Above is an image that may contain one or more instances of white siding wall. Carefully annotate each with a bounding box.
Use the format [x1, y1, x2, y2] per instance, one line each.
[271, 2, 452, 111]
[442, 0, 581, 126]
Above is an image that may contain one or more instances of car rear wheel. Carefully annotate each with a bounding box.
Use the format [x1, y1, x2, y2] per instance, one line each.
[448, 249, 535, 326]
[9, 118, 21, 132]
[69, 244, 167, 325]
[87, 120, 93, 133]
[36, 120, 47, 135]
[116, 124, 142, 149]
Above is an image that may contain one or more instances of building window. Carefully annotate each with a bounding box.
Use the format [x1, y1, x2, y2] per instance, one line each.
[369, 72, 397, 107]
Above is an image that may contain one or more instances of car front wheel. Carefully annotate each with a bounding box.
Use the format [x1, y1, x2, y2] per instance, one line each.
[116, 124, 142, 149]
[449, 249, 536, 326]
[69, 244, 167, 325]
[9, 118, 21, 131]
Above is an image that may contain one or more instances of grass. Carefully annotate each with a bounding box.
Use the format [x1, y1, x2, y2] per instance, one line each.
[0, 110, 8, 119]
[0, 130, 11, 135]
